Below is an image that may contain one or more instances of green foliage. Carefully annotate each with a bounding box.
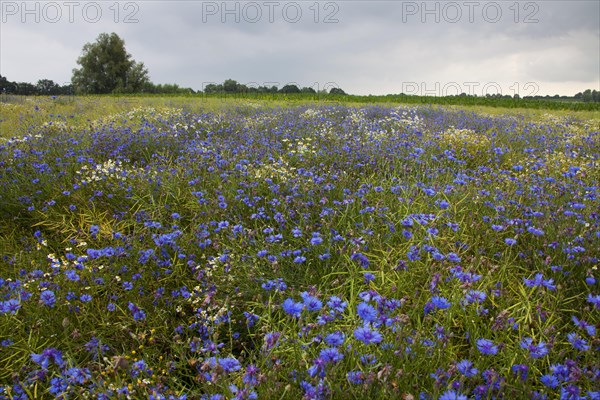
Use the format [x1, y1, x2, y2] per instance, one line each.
[71, 32, 150, 94]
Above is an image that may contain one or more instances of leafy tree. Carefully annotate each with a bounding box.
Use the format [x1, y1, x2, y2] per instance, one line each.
[223, 79, 239, 93]
[0, 75, 10, 92]
[204, 83, 223, 94]
[72, 32, 149, 94]
[36, 79, 59, 94]
[329, 87, 346, 95]
[280, 84, 300, 94]
[300, 87, 316, 94]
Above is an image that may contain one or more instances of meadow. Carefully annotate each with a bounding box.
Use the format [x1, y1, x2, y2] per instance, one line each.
[0, 96, 598, 399]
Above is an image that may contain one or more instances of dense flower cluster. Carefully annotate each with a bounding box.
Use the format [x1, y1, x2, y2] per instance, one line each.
[0, 100, 598, 398]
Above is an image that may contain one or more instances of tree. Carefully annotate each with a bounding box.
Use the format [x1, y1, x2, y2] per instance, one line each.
[279, 84, 300, 94]
[0, 75, 12, 93]
[36, 79, 59, 94]
[223, 79, 239, 93]
[72, 32, 149, 94]
[329, 87, 346, 95]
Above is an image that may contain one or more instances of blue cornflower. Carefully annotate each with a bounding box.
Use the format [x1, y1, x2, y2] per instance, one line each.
[40, 290, 56, 307]
[49, 377, 67, 395]
[90, 225, 99, 238]
[424, 296, 451, 315]
[293, 256, 306, 264]
[301, 292, 323, 312]
[65, 269, 80, 281]
[527, 226, 544, 236]
[560, 385, 584, 400]
[447, 252, 461, 263]
[263, 332, 281, 350]
[407, 245, 421, 261]
[566, 333, 589, 351]
[327, 296, 347, 314]
[80, 294, 92, 303]
[354, 325, 383, 344]
[206, 356, 241, 373]
[324, 331, 345, 347]
[0, 299, 21, 314]
[243, 364, 260, 386]
[310, 233, 323, 245]
[319, 347, 344, 363]
[540, 374, 559, 388]
[131, 359, 151, 377]
[351, 253, 370, 268]
[31, 348, 64, 369]
[456, 359, 478, 378]
[347, 371, 365, 384]
[427, 227, 439, 236]
[243, 311, 260, 328]
[439, 390, 468, 400]
[66, 367, 90, 384]
[524, 273, 556, 291]
[587, 294, 600, 309]
[464, 290, 486, 304]
[356, 302, 378, 322]
[257, 249, 268, 257]
[512, 364, 529, 381]
[571, 316, 596, 336]
[127, 302, 146, 321]
[363, 272, 376, 283]
[282, 298, 303, 318]
[476, 338, 498, 355]
[505, 238, 517, 246]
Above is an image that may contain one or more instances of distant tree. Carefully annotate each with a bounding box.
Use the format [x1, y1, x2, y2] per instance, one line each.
[582, 89, 592, 103]
[592, 90, 599, 102]
[14, 82, 37, 95]
[223, 79, 239, 93]
[35, 79, 59, 94]
[329, 87, 346, 95]
[72, 32, 150, 94]
[0, 75, 12, 93]
[204, 83, 223, 93]
[300, 87, 316, 94]
[279, 84, 300, 94]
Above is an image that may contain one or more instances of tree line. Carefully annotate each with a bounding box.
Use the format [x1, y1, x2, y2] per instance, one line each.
[0, 32, 596, 101]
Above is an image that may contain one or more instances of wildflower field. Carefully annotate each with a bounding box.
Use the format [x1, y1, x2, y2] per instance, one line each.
[0, 97, 599, 399]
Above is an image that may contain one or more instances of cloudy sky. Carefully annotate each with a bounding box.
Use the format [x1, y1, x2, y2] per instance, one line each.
[1, 0, 599, 96]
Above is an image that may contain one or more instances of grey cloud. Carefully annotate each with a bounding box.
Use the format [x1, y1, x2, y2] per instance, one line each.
[1, 0, 598, 95]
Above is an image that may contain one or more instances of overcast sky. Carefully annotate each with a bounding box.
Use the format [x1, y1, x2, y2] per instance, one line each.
[1, 0, 599, 96]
